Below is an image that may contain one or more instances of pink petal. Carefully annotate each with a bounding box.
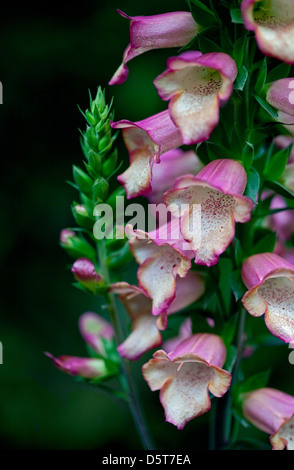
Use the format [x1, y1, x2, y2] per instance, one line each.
[267, 78, 294, 116]
[146, 149, 203, 204]
[111, 111, 182, 199]
[109, 10, 199, 85]
[78, 312, 114, 354]
[243, 387, 294, 450]
[45, 353, 107, 379]
[154, 52, 237, 145]
[241, 0, 294, 64]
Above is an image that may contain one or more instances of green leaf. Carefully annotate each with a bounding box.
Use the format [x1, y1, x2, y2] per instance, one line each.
[224, 345, 237, 373]
[242, 141, 254, 170]
[254, 57, 267, 94]
[266, 63, 291, 84]
[229, 270, 246, 301]
[238, 370, 271, 396]
[230, 8, 243, 24]
[254, 95, 279, 120]
[252, 232, 277, 255]
[263, 146, 291, 181]
[244, 167, 260, 202]
[198, 34, 223, 54]
[264, 180, 294, 200]
[234, 237, 243, 268]
[233, 37, 246, 70]
[234, 65, 248, 91]
[189, 0, 217, 27]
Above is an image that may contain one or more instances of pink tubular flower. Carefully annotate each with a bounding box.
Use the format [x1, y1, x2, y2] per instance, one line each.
[78, 312, 114, 355]
[146, 149, 203, 204]
[142, 333, 232, 429]
[164, 159, 253, 267]
[71, 258, 104, 292]
[153, 51, 237, 145]
[45, 353, 108, 379]
[163, 317, 193, 353]
[111, 110, 183, 199]
[127, 223, 194, 316]
[243, 387, 294, 450]
[110, 272, 204, 360]
[269, 195, 294, 242]
[266, 78, 294, 117]
[241, 0, 294, 64]
[109, 10, 199, 85]
[241, 253, 294, 344]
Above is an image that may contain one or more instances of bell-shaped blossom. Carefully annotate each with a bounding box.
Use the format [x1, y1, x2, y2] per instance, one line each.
[71, 258, 105, 293]
[78, 312, 114, 356]
[243, 387, 294, 450]
[241, 0, 294, 64]
[153, 51, 237, 145]
[109, 10, 199, 85]
[269, 195, 294, 242]
[266, 78, 294, 117]
[127, 222, 194, 316]
[163, 317, 193, 353]
[111, 110, 183, 199]
[146, 149, 203, 204]
[111, 272, 204, 360]
[164, 159, 253, 267]
[142, 333, 232, 429]
[45, 353, 108, 379]
[241, 252, 294, 344]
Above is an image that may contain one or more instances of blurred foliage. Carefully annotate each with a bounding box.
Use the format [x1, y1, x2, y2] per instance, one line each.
[0, 0, 293, 450]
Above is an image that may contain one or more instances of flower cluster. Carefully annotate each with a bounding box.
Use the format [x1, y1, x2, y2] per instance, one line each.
[49, 1, 294, 451]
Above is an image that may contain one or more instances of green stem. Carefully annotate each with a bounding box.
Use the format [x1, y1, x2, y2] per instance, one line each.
[97, 239, 155, 450]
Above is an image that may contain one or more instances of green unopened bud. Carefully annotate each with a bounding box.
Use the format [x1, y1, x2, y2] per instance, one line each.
[88, 150, 102, 174]
[102, 149, 118, 177]
[72, 204, 94, 231]
[92, 177, 109, 202]
[85, 126, 99, 149]
[98, 133, 112, 153]
[73, 166, 93, 195]
[85, 109, 96, 126]
[106, 187, 125, 211]
[60, 229, 96, 260]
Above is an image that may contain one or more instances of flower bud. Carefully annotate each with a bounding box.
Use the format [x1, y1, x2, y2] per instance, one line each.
[92, 177, 109, 202]
[72, 258, 106, 293]
[102, 149, 118, 177]
[59, 229, 96, 260]
[78, 312, 114, 356]
[73, 165, 93, 195]
[45, 352, 109, 380]
[72, 204, 94, 231]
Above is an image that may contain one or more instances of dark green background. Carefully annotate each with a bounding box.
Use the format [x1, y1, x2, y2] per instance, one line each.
[1, 0, 293, 450]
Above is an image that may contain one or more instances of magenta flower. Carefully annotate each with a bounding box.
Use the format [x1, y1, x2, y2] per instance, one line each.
[243, 387, 294, 450]
[45, 353, 108, 379]
[164, 159, 253, 267]
[78, 312, 114, 355]
[46, 312, 116, 380]
[153, 51, 237, 145]
[241, 0, 294, 64]
[109, 10, 199, 85]
[111, 110, 183, 199]
[241, 253, 294, 344]
[146, 149, 203, 204]
[127, 223, 194, 316]
[110, 272, 204, 360]
[142, 333, 232, 429]
[71, 258, 104, 293]
[267, 78, 294, 117]
[269, 195, 294, 242]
